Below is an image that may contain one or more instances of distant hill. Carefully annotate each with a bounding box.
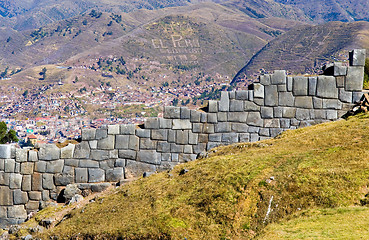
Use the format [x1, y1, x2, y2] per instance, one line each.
[232, 21, 369, 83]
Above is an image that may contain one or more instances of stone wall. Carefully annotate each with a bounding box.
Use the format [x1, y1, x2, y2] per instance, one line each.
[0, 49, 366, 227]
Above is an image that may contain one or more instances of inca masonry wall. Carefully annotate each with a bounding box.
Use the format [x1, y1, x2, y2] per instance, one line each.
[0, 49, 366, 227]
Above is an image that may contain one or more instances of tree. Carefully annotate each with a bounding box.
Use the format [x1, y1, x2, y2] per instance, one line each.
[0, 122, 18, 144]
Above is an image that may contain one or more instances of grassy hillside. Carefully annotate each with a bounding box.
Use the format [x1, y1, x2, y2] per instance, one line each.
[11, 113, 369, 239]
[233, 21, 369, 83]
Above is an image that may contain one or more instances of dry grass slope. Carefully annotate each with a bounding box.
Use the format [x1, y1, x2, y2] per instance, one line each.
[24, 113, 369, 239]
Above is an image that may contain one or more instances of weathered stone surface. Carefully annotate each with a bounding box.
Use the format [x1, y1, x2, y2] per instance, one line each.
[5, 159, 15, 172]
[137, 150, 160, 165]
[336, 76, 345, 88]
[120, 124, 135, 135]
[159, 118, 172, 129]
[264, 119, 280, 128]
[82, 129, 96, 141]
[42, 174, 54, 189]
[250, 134, 259, 142]
[79, 160, 99, 168]
[75, 168, 88, 183]
[235, 90, 248, 100]
[157, 142, 171, 153]
[181, 107, 191, 119]
[21, 175, 31, 191]
[244, 101, 260, 111]
[190, 110, 201, 122]
[99, 160, 114, 170]
[0, 145, 11, 159]
[207, 113, 217, 123]
[206, 100, 218, 113]
[282, 107, 296, 118]
[9, 173, 22, 189]
[215, 122, 231, 133]
[164, 106, 181, 119]
[316, 76, 338, 98]
[46, 160, 64, 173]
[219, 91, 229, 112]
[26, 201, 39, 212]
[73, 141, 90, 159]
[140, 138, 157, 150]
[32, 173, 42, 191]
[286, 76, 293, 92]
[264, 85, 278, 106]
[145, 118, 160, 129]
[259, 74, 271, 85]
[38, 144, 60, 161]
[277, 84, 287, 92]
[20, 162, 34, 175]
[168, 130, 176, 142]
[273, 107, 283, 118]
[106, 168, 124, 182]
[60, 143, 75, 159]
[170, 143, 184, 153]
[162, 153, 171, 161]
[308, 77, 317, 96]
[15, 149, 27, 163]
[259, 128, 270, 136]
[349, 49, 366, 66]
[261, 107, 273, 119]
[64, 159, 78, 167]
[322, 99, 342, 109]
[97, 135, 115, 150]
[176, 130, 189, 145]
[271, 70, 286, 85]
[129, 136, 140, 151]
[247, 112, 263, 127]
[88, 169, 105, 183]
[217, 112, 227, 122]
[136, 129, 150, 138]
[7, 205, 27, 219]
[254, 84, 264, 98]
[353, 91, 363, 103]
[95, 128, 108, 140]
[91, 183, 110, 192]
[118, 150, 136, 159]
[28, 191, 42, 201]
[228, 112, 248, 122]
[296, 109, 310, 120]
[109, 150, 118, 159]
[172, 119, 192, 130]
[115, 159, 126, 167]
[229, 100, 244, 112]
[209, 133, 222, 142]
[200, 112, 207, 123]
[345, 66, 364, 91]
[230, 123, 247, 133]
[27, 150, 38, 163]
[314, 109, 327, 119]
[108, 125, 120, 135]
[14, 163, 20, 173]
[293, 76, 308, 96]
[334, 62, 347, 76]
[89, 140, 97, 149]
[178, 154, 197, 163]
[327, 110, 338, 120]
[125, 160, 156, 178]
[280, 119, 291, 128]
[151, 129, 168, 141]
[115, 135, 129, 149]
[295, 96, 313, 109]
[270, 128, 283, 138]
[90, 150, 109, 161]
[13, 189, 28, 205]
[0, 186, 13, 205]
[248, 90, 254, 101]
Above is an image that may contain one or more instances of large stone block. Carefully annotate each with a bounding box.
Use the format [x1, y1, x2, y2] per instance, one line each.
[259, 74, 271, 85]
[15, 149, 27, 162]
[32, 173, 42, 191]
[137, 150, 161, 165]
[322, 99, 342, 109]
[189, 132, 198, 145]
[345, 66, 364, 91]
[215, 122, 231, 133]
[273, 107, 283, 118]
[95, 128, 108, 140]
[327, 110, 338, 120]
[282, 107, 296, 118]
[209, 133, 222, 142]
[247, 112, 263, 127]
[42, 174, 54, 189]
[46, 160, 64, 173]
[61, 143, 75, 159]
[254, 84, 264, 98]
[125, 160, 156, 178]
[296, 109, 310, 120]
[308, 77, 317, 96]
[157, 142, 171, 153]
[172, 119, 192, 130]
[65, 159, 79, 167]
[207, 100, 218, 113]
[7, 205, 27, 219]
[120, 124, 135, 135]
[140, 138, 157, 150]
[231, 123, 248, 133]
[178, 153, 197, 163]
[108, 125, 120, 135]
[91, 150, 110, 161]
[229, 100, 244, 112]
[264, 85, 278, 106]
[21, 175, 31, 191]
[97, 135, 115, 150]
[115, 135, 129, 149]
[244, 101, 260, 111]
[176, 130, 189, 145]
[217, 112, 227, 122]
[82, 129, 96, 141]
[200, 113, 207, 123]
[261, 107, 273, 119]
[334, 62, 347, 76]
[168, 130, 176, 142]
[294, 96, 313, 109]
[0, 186, 13, 205]
[89, 140, 97, 149]
[88, 169, 105, 183]
[136, 129, 151, 138]
[239, 133, 250, 142]
[75, 168, 88, 183]
[38, 144, 60, 160]
[293, 76, 308, 96]
[151, 129, 168, 141]
[115, 159, 126, 167]
[170, 143, 184, 153]
[13, 189, 28, 205]
[5, 159, 15, 172]
[207, 113, 217, 123]
[264, 119, 280, 128]
[0, 145, 12, 159]
[164, 106, 181, 119]
[228, 112, 248, 122]
[73, 141, 90, 159]
[336, 76, 345, 88]
[9, 173, 22, 189]
[159, 118, 172, 129]
[180, 107, 191, 119]
[235, 90, 248, 100]
[144, 118, 160, 129]
[79, 160, 99, 168]
[339, 88, 352, 103]
[349, 49, 366, 66]
[316, 76, 338, 98]
[190, 110, 201, 123]
[271, 70, 286, 85]
[353, 91, 363, 103]
[287, 76, 293, 92]
[219, 91, 229, 112]
[106, 168, 124, 182]
[20, 162, 34, 174]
